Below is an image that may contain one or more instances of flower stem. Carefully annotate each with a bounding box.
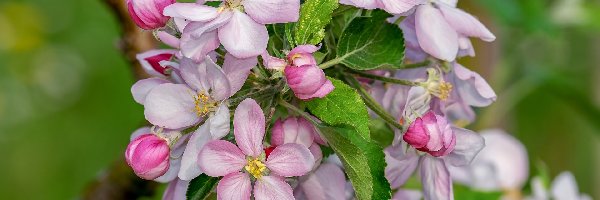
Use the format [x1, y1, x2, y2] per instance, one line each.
[319, 57, 343, 69]
[345, 75, 404, 130]
[348, 70, 419, 86]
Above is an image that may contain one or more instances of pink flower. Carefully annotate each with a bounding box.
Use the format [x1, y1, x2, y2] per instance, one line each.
[293, 163, 347, 200]
[403, 111, 456, 157]
[198, 99, 315, 200]
[125, 133, 171, 180]
[398, 1, 496, 62]
[283, 45, 334, 100]
[127, 0, 175, 30]
[163, 0, 300, 59]
[271, 116, 325, 168]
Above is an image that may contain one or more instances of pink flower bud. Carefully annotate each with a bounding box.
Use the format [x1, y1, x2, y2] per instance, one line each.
[284, 65, 334, 100]
[127, 0, 175, 30]
[125, 134, 171, 180]
[137, 50, 177, 77]
[287, 45, 319, 67]
[403, 111, 456, 157]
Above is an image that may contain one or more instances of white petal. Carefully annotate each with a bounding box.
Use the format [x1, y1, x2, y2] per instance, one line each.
[178, 124, 212, 180]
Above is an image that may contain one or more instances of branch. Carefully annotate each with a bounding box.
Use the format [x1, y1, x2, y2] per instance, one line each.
[103, 0, 157, 80]
[83, 0, 159, 199]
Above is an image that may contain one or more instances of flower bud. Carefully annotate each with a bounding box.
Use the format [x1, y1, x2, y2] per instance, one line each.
[284, 65, 334, 100]
[136, 50, 177, 77]
[127, 0, 175, 30]
[403, 111, 456, 157]
[287, 45, 319, 67]
[125, 134, 171, 180]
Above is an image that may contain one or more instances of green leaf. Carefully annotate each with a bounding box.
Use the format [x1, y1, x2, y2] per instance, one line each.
[369, 119, 394, 147]
[319, 125, 392, 200]
[336, 10, 405, 70]
[294, 0, 338, 45]
[306, 77, 370, 139]
[186, 174, 219, 200]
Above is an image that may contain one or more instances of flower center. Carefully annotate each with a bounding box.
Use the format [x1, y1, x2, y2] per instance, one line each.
[221, 0, 244, 12]
[194, 92, 218, 116]
[421, 68, 453, 100]
[244, 157, 267, 179]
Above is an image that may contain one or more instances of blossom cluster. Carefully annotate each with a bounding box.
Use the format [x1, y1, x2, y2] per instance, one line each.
[120, 0, 587, 200]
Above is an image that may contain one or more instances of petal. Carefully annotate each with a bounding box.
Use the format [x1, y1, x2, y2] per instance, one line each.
[130, 127, 151, 141]
[265, 143, 314, 177]
[392, 189, 423, 200]
[243, 0, 300, 24]
[261, 52, 287, 70]
[222, 53, 258, 95]
[452, 63, 497, 107]
[289, 45, 320, 56]
[180, 57, 210, 92]
[398, 14, 429, 62]
[234, 98, 266, 157]
[132, 78, 169, 104]
[144, 83, 200, 129]
[178, 123, 212, 180]
[136, 49, 178, 77]
[209, 104, 230, 139]
[308, 143, 323, 170]
[157, 31, 180, 48]
[274, 117, 314, 148]
[217, 172, 252, 200]
[415, 4, 459, 61]
[551, 172, 580, 200]
[402, 86, 431, 123]
[438, 4, 496, 42]
[531, 177, 549, 200]
[163, 3, 219, 22]
[254, 176, 295, 200]
[218, 11, 268, 58]
[380, 0, 425, 15]
[385, 145, 420, 188]
[162, 179, 190, 200]
[180, 28, 220, 62]
[444, 127, 485, 166]
[198, 140, 247, 177]
[155, 158, 181, 183]
[204, 56, 232, 100]
[339, 0, 379, 9]
[420, 157, 453, 200]
[300, 163, 347, 200]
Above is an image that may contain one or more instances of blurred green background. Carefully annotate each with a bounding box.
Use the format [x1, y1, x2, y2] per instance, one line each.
[0, 0, 599, 199]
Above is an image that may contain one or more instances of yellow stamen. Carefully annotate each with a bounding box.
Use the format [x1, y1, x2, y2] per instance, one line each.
[244, 158, 267, 179]
[194, 92, 217, 116]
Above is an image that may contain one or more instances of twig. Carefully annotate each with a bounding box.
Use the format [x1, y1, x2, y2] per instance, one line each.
[345, 75, 404, 130]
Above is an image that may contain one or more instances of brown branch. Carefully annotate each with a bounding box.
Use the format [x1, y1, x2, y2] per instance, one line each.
[103, 0, 157, 80]
[82, 0, 160, 199]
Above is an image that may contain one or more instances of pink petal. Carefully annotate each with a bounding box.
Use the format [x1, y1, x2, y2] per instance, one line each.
[380, 0, 425, 15]
[261, 52, 287, 70]
[234, 98, 266, 157]
[130, 127, 151, 141]
[204, 56, 232, 100]
[392, 189, 423, 200]
[403, 117, 430, 149]
[339, 0, 379, 9]
[144, 83, 200, 129]
[438, 4, 496, 42]
[155, 158, 181, 183]
[265, 143, 314, 177]
[162, 179, 190, 200]
[452, 63, 497, 107]
[254, 176, 295, 200]
[218, 11, 268, 58]
[299, 163, 347, 200]
[415, 4, 458, 61]
[208, 104, 230, 139]
[197, 140, 247, 177]
[270, 117, 314, 148]
[398, 14, 429, 62]
[308, 143, 323, 170]
[243, 0, 300, 24]
[217, 172, 252, 200]
[420, 157, 453, 200]
[178, 123, 212, 180]
[222, 53, 258, 95]
[131, 78, 169, 104]
[288, 45, 320, 56]
[385, 145, 419, 188]
[444, 127, 484, 166]
[157, 31, 180, 48]
[163, 3, 219, 22]
[180, 12, 232, 61]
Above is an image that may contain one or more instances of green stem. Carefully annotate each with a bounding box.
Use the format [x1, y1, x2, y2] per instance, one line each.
[278, 99, 320, 125]
[402, 60, 431, 69]
[345, 75, 404, 130]
[319, 57, 343, 69]
[348, 70, 419, 86]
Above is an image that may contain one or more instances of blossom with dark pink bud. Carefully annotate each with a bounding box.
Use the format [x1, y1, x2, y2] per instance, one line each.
[403, 111, 456, 157]
[127, 0, 175, 30]
[125, 133, 171, 180]
[283, 45, 334, 100]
